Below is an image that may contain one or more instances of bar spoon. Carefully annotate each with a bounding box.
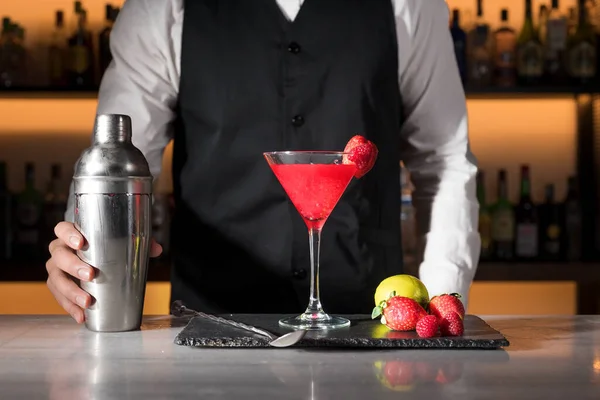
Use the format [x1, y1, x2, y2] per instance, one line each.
[170, 300, 307, 348]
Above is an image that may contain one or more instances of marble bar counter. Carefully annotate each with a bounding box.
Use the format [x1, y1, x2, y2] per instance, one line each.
[0, 315, 599, 399]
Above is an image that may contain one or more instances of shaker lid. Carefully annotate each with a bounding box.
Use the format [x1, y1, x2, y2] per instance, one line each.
[73, 114, 152, 180]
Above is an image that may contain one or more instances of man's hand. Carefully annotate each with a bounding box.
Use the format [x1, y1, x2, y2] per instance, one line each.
[46, 221, 163, 323]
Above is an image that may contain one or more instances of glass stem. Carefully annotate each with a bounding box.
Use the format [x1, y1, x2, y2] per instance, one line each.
[305, 227, 325, 317]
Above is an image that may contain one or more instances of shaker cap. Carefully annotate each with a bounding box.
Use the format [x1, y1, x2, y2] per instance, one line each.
[74, 114, 152, 180]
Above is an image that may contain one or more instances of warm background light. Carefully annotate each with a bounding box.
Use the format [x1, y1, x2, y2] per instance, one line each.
[0, 97, 578, 203]
[0, 0, 583, 316]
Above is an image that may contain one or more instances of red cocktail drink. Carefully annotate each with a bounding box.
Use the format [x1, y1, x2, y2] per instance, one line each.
[268, 163, 356, 230]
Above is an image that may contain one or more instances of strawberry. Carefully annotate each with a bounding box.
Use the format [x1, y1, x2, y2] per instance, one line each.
[436, 362, 464, 384]
[416, 315, 439, 338]
[428, 293, 465, 321]
[414, 362, 438, 383]
[372, 294, 427, 331]
[382, 361, 415, 387]
[439, 311, 464, 337]
[342, 135, 378, 178]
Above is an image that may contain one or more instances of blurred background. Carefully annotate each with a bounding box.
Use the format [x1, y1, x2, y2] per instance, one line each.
[0, 0, 598, 316]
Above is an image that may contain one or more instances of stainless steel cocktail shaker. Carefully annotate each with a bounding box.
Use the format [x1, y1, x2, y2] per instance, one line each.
[73, 114, 153, 332]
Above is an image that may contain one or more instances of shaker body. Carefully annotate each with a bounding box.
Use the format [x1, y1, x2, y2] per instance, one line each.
[75, 192, 152, 332]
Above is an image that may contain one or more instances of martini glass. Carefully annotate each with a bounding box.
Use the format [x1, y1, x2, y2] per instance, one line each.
[263, 151, 356, 330]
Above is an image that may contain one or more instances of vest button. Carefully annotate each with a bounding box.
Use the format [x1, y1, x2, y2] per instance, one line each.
[288, 42, 301, 54]
[292, 268, 307, 279]
[291, 115, 305, 127]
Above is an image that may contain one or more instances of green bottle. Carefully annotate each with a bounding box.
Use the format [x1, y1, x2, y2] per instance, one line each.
[566, 0, 596, 83]
[477, 170, 492, 261]
[516, 0, 543, 85]
[491, 169, 514, 260]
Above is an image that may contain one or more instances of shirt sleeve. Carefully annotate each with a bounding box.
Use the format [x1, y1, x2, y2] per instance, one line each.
[394, 0, 481, 307]
[65, 0, 182, 222]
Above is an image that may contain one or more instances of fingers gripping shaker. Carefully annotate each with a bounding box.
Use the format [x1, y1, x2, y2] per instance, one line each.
[73, 114, 153, 332]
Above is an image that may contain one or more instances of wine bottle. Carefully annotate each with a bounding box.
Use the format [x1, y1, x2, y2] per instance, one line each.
[491, 169, 514, 260]
[477, 170, 492, 261]
[566, 0, 596, 84]
[563, 176, 582, 261]
[0, 161, 11, 260]
[450, 9, 468, 83]
[493, 9, 517, 87]
[514, 165, 538, 260]
[517, 0, 544, 85]
[539, 184, 562, 261]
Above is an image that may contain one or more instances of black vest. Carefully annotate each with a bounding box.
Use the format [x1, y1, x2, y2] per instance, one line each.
[170, 0, 404, 314]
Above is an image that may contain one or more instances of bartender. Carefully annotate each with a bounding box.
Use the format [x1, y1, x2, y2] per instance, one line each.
[45, 0, 480, 323]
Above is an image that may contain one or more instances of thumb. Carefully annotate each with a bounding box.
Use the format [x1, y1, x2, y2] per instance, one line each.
[150, 239, 163, 258]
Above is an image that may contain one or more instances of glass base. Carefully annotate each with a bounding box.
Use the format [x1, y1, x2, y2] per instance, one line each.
[279, 312, 351, 331]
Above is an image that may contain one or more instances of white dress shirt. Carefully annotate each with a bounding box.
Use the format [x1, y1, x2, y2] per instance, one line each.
[87, 0, 481, 306]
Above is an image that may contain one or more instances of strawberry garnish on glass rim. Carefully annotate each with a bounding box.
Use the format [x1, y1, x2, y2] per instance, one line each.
[342, 135, 378, 178]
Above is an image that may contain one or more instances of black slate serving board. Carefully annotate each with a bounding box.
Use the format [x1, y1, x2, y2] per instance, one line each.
[173, 314, 510, 349]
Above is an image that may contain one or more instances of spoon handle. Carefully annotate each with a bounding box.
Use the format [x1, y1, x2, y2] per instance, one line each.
[170, 300, 277, 340]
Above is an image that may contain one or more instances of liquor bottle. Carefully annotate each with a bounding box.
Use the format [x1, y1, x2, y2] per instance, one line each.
[0, 161, 11, 260]
[43, 164, 67, 246]
[538, 5, 549, 46]
[0, 18, 20, 88]
[563, 176, 582, 261]
[538, 184, 562, 261]
[517, 0, 544, 85]
[491, 169, 514, 260]
[450, 9, 467, 83]
[66, 1, 94, 88]
[13, 163, 43, 261]
[98, 4, 117, 80]
[493, 9, 517, 87]
[567, 7, 577, 35]
[399, 163, 416, 259]
[48, 10, 67, 87]
[467, 0, 492, 88]
[0, 17, 10, 87]
[566, 0, 597, 84]
[10, 24, 27, 87]
[514, 165, 538, 260]
[477, 170, 492, 261]
[545, 0, 568, 84]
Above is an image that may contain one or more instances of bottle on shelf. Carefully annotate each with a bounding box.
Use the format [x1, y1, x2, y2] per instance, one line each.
[566, 0, 597, 84]
[538, 5, 549, 46]
[567, 7, 577, 35]
[48, 10, 67, 87]
[477, 170, 492, 261]
[450, 8, 468, 83]
[514, 165, 538, 260]
[66, 1, 94, 89]
[99, 4, 118, 80]
[491, 169, 515, 260]
[43, 163, 67, 246]
[0, 161, 11, 261]
[493, 9, 517, 87]
[0, 17, 27, 88]
[517, 0, 544, 85]
[545, 0, 568, 84]
[467, 0, 492, 88]
[563, 176, 582, 261]
[399, 162, 416, 261]
[13, 163, 43, 261]
[538, 183, 562, 261]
